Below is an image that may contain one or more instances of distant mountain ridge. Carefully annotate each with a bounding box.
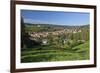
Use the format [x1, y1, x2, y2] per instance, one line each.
[25, 23, 89, 29]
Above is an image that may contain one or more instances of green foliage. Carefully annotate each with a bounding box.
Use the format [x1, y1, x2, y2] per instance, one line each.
[21, 17, 41, 48]
[63, 44, 70, 49]
[72, 41, 89, 52]
[21, 41, 89, 62]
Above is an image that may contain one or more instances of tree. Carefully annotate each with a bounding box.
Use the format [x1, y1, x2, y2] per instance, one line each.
[21, 17, 26, 48]
[21, 17, 41, 48]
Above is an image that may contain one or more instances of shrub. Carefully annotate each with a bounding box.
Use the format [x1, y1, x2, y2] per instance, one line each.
[63, 44, 70, 49]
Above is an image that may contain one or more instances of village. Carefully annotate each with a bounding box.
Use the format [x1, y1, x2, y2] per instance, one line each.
[29, 28, 82, 38]
[28, 27, 82, 44]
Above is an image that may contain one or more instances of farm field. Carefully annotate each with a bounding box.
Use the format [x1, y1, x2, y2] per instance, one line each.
[21, 41, 89, 62]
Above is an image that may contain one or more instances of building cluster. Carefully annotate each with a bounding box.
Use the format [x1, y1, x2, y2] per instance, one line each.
[29, 28, 82, 38]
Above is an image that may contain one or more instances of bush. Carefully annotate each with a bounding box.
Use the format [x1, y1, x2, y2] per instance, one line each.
[63, 44, 70, 49]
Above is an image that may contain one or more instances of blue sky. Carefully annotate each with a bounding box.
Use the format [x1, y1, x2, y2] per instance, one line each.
[21, 10, 90, 26]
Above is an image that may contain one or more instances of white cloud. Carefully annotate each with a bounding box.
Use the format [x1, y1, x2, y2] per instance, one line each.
[24, 18, 51, 24]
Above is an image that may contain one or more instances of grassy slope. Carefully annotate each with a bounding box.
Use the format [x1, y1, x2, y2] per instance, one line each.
[21, 41, 89, 63]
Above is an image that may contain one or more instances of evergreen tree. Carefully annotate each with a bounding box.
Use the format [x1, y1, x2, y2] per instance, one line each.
[21, 17, 41, 48]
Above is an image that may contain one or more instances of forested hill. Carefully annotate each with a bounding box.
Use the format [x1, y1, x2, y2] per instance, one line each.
[25, 23, 89, 29]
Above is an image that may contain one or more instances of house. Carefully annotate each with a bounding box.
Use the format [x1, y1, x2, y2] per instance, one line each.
[42, 39, 48, 44]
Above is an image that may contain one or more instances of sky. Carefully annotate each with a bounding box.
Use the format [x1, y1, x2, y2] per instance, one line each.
[21, 10, 90, 26]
